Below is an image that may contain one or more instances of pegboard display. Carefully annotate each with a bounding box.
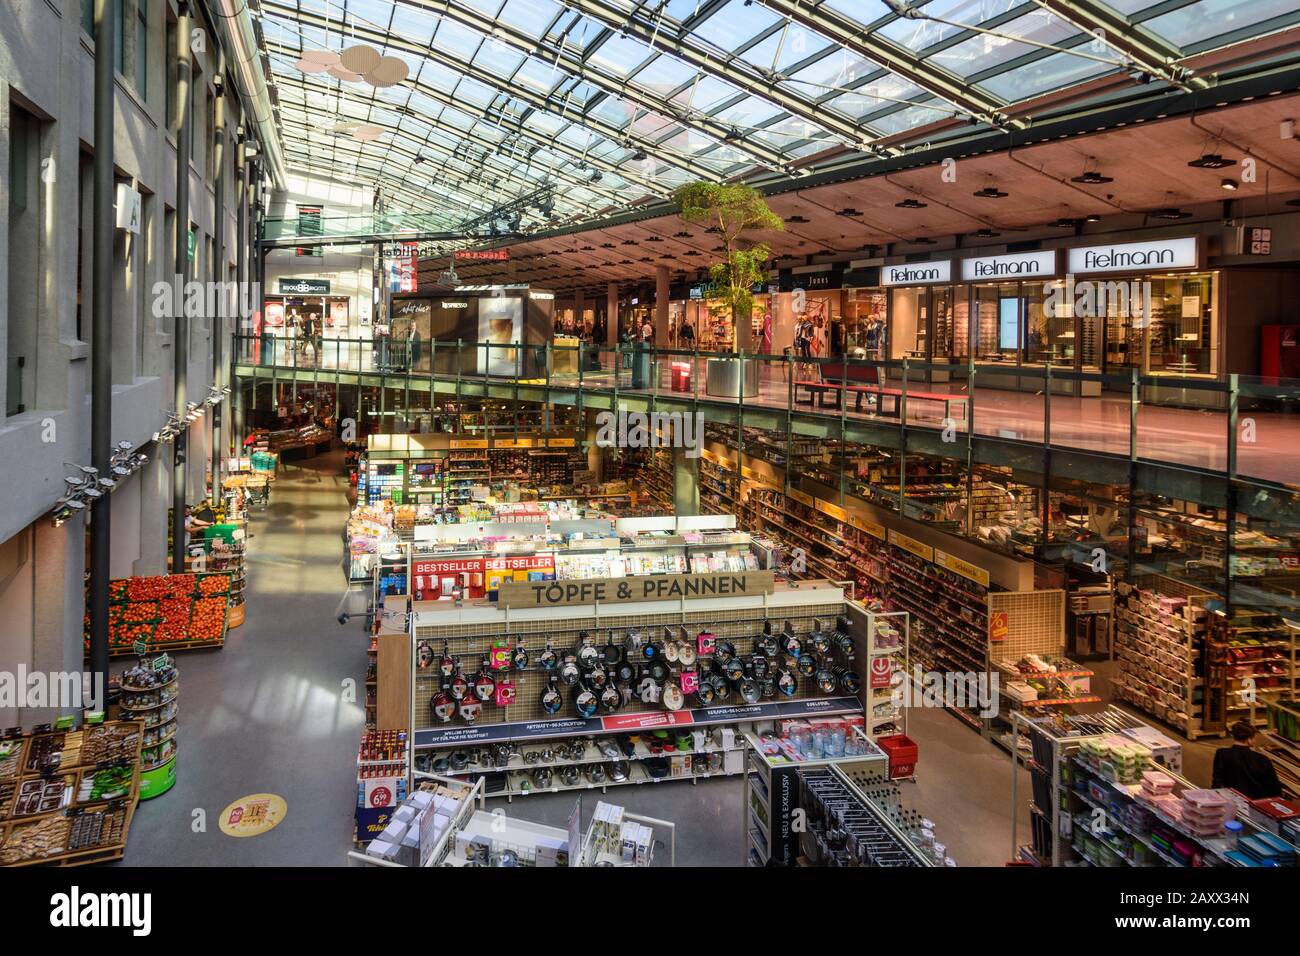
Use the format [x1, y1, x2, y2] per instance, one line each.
[412, 600, 859, 739]
[989, 589, 1066, 662]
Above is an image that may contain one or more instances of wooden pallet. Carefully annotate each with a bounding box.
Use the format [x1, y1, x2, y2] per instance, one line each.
[108, 637, 225, 658]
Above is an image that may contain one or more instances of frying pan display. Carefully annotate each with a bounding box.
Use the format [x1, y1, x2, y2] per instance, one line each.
[429, 684, 455, 723]
[541, 675, 563, 714]
[574, 683, 598, 718]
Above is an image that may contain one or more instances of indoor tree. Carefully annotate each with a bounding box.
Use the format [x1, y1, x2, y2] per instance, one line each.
[674, 182, 783, 351]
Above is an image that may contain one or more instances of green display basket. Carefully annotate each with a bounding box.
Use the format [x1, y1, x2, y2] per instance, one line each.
[138, 755, 177, 800]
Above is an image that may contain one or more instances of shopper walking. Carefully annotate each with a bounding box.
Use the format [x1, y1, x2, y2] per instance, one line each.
[1212, 721, 1283, 799]
[408, 323, 422, 370]
[679, 319, 695, 349]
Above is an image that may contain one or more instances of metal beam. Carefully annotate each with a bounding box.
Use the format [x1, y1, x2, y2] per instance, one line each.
[263, 1, 738, 180]
[566, 0, 875, 148]
[1028, 0, 1200, 89]
[759, 0, 1013, 125]
[393, 0, 791, 170]
[274, 72, 647, 202]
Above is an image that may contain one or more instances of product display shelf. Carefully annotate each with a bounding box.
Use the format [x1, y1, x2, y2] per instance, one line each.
[0, 720, 144, 867]
[866, 611, 909, 739]
[698, 456, 739, 516]
[118, 655, 179, 800]
[1012, 711, 1285, 867]
[1205, 609, 1297, 736]
[1262, 699, 1300, 798]
[410, 591, 868, 805]
[100, 573, 229, 658]
[742, 729, 892, 867]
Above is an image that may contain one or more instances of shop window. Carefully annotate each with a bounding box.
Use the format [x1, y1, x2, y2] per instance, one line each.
[1026, 281, 1071, 364]
[889, 288, 926, 361]
[1147, 273, 1215, 375]
[973, 283, 1017, 362]
[115, 0, 126, 71]
[81, 0, 94, 34]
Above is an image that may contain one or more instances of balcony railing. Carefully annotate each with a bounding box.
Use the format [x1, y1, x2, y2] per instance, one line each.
[231, 334, 1300, 492]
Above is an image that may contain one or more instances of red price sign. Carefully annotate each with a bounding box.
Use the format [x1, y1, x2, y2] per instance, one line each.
[870, 657, 892, 689]
[989, 611, 1009, 643]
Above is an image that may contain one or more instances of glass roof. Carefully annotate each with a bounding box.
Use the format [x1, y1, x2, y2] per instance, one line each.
[257, 0, 1300, 227]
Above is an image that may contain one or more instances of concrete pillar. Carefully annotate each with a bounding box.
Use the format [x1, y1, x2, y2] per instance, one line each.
[606, 282, 619, 346]
[655, 265, 670, 348]
[31, 517, 85, 722]
[134, 451, 168, 576]
[573, 288, 584, 334]
[672, 445, 699, 516]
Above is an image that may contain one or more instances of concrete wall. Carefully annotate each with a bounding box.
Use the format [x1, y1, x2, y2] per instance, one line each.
[0, 0, 255, 723]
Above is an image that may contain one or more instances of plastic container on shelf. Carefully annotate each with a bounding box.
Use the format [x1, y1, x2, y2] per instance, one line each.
[877, 733, 919, 779]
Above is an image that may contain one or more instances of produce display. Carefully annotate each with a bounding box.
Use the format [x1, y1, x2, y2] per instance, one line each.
[91, 573, 230, 655]
[0, 720, 143, 867]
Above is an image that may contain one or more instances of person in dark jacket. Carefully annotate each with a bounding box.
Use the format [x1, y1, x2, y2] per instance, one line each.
[1212, 720, 1282, 799]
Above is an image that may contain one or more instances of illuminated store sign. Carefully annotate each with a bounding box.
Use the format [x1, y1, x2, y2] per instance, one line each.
[880, 260, 952, 286]
[961, 250, 1058, 282]
[1068, 237, 1197, 274]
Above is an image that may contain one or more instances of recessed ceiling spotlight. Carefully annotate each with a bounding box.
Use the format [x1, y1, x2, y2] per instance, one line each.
[1050, 217, 1078, 228]
[1221, 178, 1238, 191]
[1085, 213, 1102, 222]
[1187, 153, 1235, 169]
[1070, 170, 1113, 185]
[973, 186, 1008, 199]
[1150, 206, 1192, 220]
[895, 198, 927, 209]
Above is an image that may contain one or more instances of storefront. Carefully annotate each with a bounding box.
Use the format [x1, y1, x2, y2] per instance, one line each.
[389, 286, 556, 376]
[881, 258, 957, 380]
[1064, 236, 1215, 378]
[842, 263, 885, 357]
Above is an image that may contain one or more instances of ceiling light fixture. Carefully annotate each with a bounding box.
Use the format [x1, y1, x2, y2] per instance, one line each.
[972, 228, 999, 238]
[895, 198, 927, 209]
[836, 207, 863, 217]
[1150, 206, 1191, 220]
[1187, 153, 1235, 169]
[1070, 170, 1113, 185]
[1220, 178, 1238, 191]
[973, 186, 1008, 199]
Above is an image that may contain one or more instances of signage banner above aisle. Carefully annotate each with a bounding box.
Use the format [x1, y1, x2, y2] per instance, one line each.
[880, 260, 952, 286]
[934, 549, 991, 588]
[961, 250, 1058, 282]
[889, 530, 934, 562]
[497, 571, 775, 608]
[1067, 237, 1198, 274]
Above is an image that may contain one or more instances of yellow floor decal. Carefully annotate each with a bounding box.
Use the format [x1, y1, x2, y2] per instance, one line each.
[219, 793, 288, 838]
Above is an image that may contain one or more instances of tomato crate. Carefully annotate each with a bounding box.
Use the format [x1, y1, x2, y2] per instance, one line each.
[876, 733, 919, 779]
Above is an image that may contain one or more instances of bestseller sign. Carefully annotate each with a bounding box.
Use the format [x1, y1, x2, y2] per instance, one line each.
[497, 571, 775, 608]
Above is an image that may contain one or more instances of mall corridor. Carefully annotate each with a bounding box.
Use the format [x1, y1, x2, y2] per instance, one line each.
[120, 453, 365, 866]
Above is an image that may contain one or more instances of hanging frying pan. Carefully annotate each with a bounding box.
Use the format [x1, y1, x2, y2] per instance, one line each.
[797, 654, 817, 678]
[750, 652, 769, 679]
[457, 695, 482, 724]
[662, 679, 684, 711]
[439, 641, 455, 678]
[816, 666, 837, 695]
[838, 667, 861, 694]
[602, 634, 623, 666]
[678, 640, 697, 667]
[757, 632, 779, 658]
[714, 640, 736, 664]
[782, 632, 803, 658]
[512, 638, 529, 670]
[587, 664, 609, 691]
[559, 653, 582, 686]
[578, 637, 601, 671]
[695, 680, 716, 706]
[541, 675, 563, 714]
[738, 677, 760, 704]
[600, 683, 621, 712]
[710, 673, 731, 701]
[538, 640, 558, 671]
[416, 641, 434, 669]
[777, 669, 798, 697]
[429, 684, 455, 723]
[473, 657, 497, 702]
[615, 660, 636, 685]
[449, 661, 470, 701]
[574, 683, 599, 718]
[647, 659, 670, 683]
[722, 657, 745, 682]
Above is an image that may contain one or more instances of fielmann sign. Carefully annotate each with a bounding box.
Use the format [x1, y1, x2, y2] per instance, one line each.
[497, 571, 776, 608]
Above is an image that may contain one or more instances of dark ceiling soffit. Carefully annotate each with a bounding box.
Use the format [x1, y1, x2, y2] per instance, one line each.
[507, 62, 1300, 244]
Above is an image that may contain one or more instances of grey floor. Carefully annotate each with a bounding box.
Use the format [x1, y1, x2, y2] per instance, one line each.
[114, 452, 1211, 867]
[119, 451, 367, 866]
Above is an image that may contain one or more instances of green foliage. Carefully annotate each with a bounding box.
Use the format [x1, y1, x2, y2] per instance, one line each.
[674, 182, 783, 337]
